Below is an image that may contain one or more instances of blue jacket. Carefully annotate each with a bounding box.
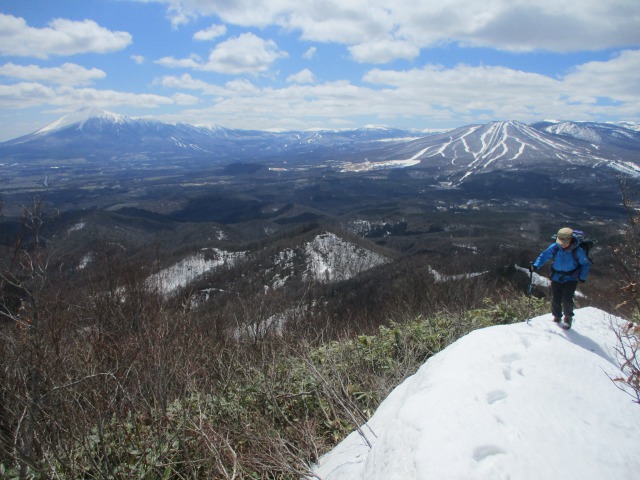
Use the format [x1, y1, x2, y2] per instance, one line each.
[534, 239, 591, 283]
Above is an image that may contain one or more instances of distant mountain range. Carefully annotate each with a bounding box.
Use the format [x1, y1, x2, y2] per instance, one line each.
[1, 108, 639, 185]
[0, 107, 424, 165]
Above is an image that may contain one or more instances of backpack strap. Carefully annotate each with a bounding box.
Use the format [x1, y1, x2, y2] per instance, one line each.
[550, 242, 581, 279]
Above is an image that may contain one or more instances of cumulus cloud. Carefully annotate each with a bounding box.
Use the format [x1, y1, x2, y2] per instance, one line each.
[131, 55, 146, 64]
[139, 0, 640, 62]
[563, 50, 640, 102]
[0, 81, 182, 112]
[158, 73, 262, 96]
[287, 68, 315, 84]
[205, 33, 287, 74]
[303, 47, 317, 60]
[193, 23, 227, 41]
[349, 39, 420, 64]
[0, 82, 57, 107]
[0, 62, 106, 86]
[156, 53, 203, 69]
[0, 14, 132, 58]
[150, 49, 640, 130]
[171, 92, 200, 105]
[157, 33, 287, 74]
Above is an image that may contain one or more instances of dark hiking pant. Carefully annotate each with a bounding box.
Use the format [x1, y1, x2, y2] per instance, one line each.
[551, 280, 578, 319]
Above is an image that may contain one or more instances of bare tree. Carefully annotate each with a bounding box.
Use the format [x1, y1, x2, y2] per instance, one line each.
[0, 196, 61, 476]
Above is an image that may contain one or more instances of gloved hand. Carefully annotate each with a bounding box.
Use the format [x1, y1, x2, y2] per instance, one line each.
[529, 264, 538, 273]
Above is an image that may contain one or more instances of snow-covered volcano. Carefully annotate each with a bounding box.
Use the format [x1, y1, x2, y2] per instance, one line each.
[35, 107, 127, 135]
[312, 307, 639, 480]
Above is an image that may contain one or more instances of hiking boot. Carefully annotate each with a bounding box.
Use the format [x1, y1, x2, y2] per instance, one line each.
[562, 316, 573, 329]
[553, 316, 561, 323]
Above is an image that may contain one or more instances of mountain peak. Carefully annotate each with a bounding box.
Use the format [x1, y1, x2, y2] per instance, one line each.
[35, 107, 126, 135]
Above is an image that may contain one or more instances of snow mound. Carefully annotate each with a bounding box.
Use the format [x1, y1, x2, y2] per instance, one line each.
[312, 307, 639, 480]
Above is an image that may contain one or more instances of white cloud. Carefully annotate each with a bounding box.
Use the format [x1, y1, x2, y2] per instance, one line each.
[193, 23, 227, 41]
[157, 74, 265, 99]
[152, 49, 640, 130]
[157, 33, 287, 75]
[0, 62, 106, 86]
[156, 73, 228, 95]
[0, 82, 57, 107]
[563, 50, 640, 102]
[287, 68, 315, 84]
[303, 47, 317, 60]
[53, 86, 177, 109]
[0, 14, 132, 58]
[0, 82, 179, 112]
[156, 53, 203, 69]
[349, 39, 420, 64]
[140, 0, 640, 62]
[205, 33, 288, 74]
[131, 55, 146, 64]
[171, 92, 200, 105]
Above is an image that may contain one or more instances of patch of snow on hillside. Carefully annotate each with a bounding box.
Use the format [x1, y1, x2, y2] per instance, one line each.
[614, 121, 640, 132]
[340, 158, 420, 172]
[211, 226, 228, 241]
[343, 219, 388, 236]
[148, 248, 246, 296]
[78, 253, 92, 270]
[452, 243, 479, 253]
[340, 144, 429, 172]
[515, 265, 586, 298]
[311, 307, 640, 480]
[428, 266, 487, 282]
[304, 232, 389, 283]
[68, 221, 86, 233]
[270, 248, 296, 289]
[610, 161, 640, 178]
[545, 122, 602, 142]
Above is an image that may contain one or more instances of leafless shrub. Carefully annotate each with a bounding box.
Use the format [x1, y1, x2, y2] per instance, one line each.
[610, 179, 640, 402]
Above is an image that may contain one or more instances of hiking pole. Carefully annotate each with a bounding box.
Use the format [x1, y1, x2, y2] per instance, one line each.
[527, 262, 534, 325]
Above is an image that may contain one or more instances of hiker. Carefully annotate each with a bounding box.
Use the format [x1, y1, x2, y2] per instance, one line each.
[531, 227, 591, 329]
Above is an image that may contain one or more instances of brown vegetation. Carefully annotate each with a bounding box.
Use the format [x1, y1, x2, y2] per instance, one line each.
[0, 192, 633, 478]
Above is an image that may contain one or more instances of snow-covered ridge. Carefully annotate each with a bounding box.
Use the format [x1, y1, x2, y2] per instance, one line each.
[270, 232, 390, 288]
[147, 248, 246, 297]
[303, 232, 389, 283]
[312, 307, 640, 479]
[543, 121, 602, 142]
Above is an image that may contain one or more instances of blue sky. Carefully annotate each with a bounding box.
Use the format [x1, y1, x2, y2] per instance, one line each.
[0, 0, 639, 141]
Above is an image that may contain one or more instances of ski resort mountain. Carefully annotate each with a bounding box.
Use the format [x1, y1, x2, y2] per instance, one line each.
[311, 307, 640, 480]
[373, 120, 640, 184]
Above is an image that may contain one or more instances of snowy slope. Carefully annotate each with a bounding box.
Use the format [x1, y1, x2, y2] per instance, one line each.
[35, 107, 126, 135]
[303, 232, 389, 283]
[147, 248, 246, 297]
[311, 307, 639, 480]
[270, 232, 390, 288]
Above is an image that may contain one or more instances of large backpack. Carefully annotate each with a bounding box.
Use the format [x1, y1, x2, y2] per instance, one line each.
[551, 229, 595, 264]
